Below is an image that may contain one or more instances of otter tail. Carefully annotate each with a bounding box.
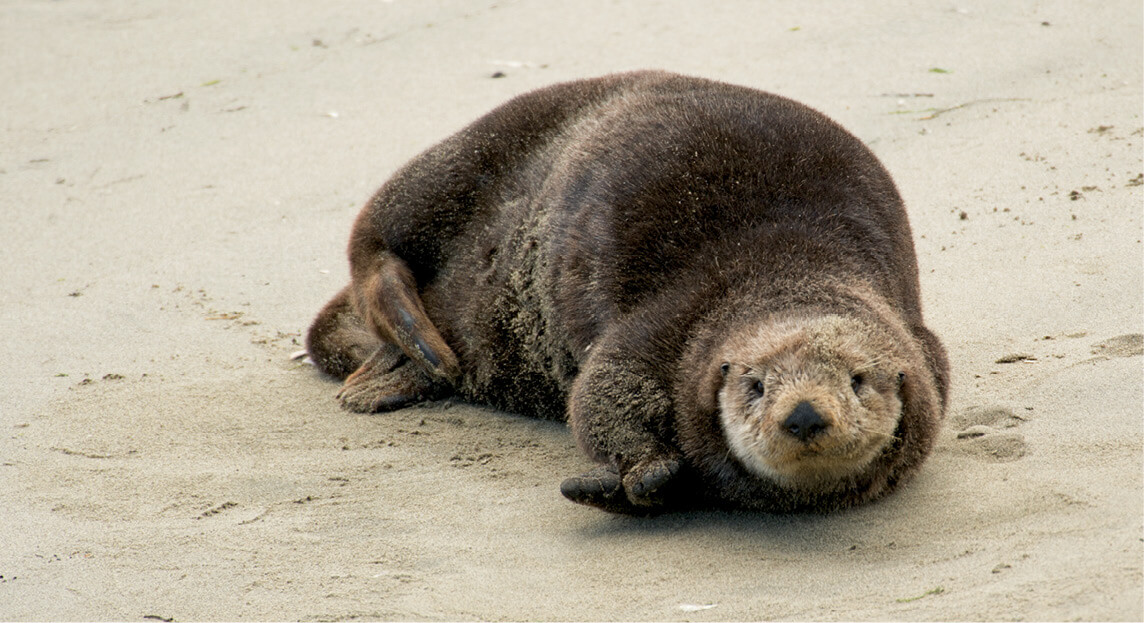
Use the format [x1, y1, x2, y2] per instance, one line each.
[305, 285, 380, 380]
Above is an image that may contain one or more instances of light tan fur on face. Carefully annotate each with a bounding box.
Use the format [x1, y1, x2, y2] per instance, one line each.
[717, 314, 904, 489]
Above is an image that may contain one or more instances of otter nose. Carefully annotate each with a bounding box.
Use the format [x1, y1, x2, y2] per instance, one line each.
[783, 401, 828, 442]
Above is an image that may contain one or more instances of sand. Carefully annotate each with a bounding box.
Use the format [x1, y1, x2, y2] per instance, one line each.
[2, 1, 1141, 620]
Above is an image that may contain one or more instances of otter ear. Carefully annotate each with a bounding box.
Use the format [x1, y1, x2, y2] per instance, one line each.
[887, 364, 941, 481]
[696, 360, 728, 417]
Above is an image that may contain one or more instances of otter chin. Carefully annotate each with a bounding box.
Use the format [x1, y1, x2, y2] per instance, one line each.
[716, 315, 906, 490]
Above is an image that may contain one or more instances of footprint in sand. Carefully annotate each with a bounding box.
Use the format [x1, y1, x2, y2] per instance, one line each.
[1089, 333, 1143, 359]
[951, 405, 1028, 462]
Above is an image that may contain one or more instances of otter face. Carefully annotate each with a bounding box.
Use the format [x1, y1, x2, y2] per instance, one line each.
[716, 315, 905, 489]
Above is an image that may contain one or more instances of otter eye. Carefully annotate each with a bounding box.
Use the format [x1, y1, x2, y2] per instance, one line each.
[720, 363, 730, 377]
[850, 374, 864, 394]
[751, 379, 765, 397]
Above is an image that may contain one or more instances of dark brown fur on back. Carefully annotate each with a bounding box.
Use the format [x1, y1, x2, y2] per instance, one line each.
[307, 71, 949, 514]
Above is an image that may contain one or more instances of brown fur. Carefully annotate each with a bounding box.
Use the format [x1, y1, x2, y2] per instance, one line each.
[306, 70, 950, 514]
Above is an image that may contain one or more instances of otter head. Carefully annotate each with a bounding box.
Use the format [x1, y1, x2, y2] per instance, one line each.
[710, 314, 907, 492]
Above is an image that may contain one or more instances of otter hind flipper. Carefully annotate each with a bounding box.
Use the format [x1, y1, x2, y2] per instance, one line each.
[337, 343, 450, 413]
[359, 252, 461, 383]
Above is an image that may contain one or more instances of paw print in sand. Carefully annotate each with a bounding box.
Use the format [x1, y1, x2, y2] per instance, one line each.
[952, 406, 1028, 462]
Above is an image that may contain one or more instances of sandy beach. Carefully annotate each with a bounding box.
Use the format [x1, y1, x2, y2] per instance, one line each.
[2, 1, 1141, 620]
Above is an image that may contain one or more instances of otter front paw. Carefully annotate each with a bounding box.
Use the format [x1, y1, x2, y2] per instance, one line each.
[560, 467, 628, 512]
[560, 457, 684, 514]
[622, 457, 682, 507]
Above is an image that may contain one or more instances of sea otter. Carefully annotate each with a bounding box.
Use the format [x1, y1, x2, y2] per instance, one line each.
[305, 70, 950, 514]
